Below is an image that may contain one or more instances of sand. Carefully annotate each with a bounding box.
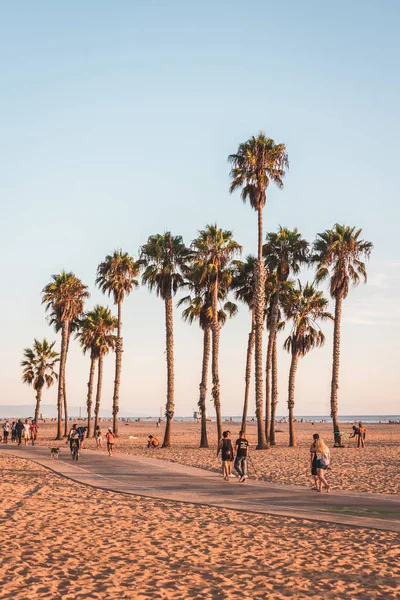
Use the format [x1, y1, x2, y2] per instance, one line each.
[0, 454, 399, 599]
[28, 420, 400, 495]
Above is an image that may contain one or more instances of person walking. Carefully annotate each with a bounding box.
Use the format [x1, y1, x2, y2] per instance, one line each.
[95, 425, 103, 450]
[106, 428, 115, 456]
[2, 421, 11, 443]
[310, 433, 320, 490]
[358, 422, 366, 447]
[314, 437, 331, 493]
[15, 419, 24, 445]
[217, 431, 234, 481]
[11, 421, 17, 443]
[234, 430, 249, 483]
[30, 422, 38, 445]
[22, 420, 30, 445]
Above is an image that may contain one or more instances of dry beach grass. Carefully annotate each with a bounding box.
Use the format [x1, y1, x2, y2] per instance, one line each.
[0, 454, 399, 600]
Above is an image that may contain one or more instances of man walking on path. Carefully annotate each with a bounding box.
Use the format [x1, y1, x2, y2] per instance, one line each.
[2, 421, 10, 443]
[234, 430, 249, 483]
[15, 419, 24, 445]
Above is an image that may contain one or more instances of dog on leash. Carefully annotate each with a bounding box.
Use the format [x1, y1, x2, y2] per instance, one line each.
[50, 447, 60, 459]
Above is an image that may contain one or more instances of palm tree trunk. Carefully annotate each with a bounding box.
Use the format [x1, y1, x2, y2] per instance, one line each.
[254, 207, 267, 449]
[63, 330, 71, 437]
[34, 385, 43, 425]
[211, 277, 223, 443]
[56, 320, 69, 440]
[162, 294, 175, 448]
[94, 354, 104, 430]
[331, 294, 343, 445]
[265, 292, 279, 445]
[113, 301, 123, 436]
[241, 309, 255, 433]
[86, 355, 96, 437]
[199, 327, 210, 448]
[288, 351, 299, 447]
[270, 336, 278, 445]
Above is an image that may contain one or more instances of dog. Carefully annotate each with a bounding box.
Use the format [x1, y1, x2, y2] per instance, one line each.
[50, 447, 60, 459]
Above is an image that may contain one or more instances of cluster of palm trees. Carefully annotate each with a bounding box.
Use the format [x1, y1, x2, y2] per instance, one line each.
[21, 133, 372, 448]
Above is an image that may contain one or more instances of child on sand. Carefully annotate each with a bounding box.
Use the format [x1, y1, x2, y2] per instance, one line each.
[106, 428, 115, 456]
[217, 431, 234, 481]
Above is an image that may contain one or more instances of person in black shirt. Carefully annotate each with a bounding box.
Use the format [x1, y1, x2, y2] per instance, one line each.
[217, 431, 234, 480]
[234, 430, 249, 482]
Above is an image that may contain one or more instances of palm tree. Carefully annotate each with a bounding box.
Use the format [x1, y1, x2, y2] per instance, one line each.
[263, 228, 309, 445]
[92, 308, 118, 432]
[96, 250, 139, 436]
[229, 134, 289, 449]
[191, 225, 242, 442]
[77, 306, 118, 436]
[312, 224, 372, 444]
[140, 233, 192, 447]
[21, 339, 60, 424]
[42, 271, 89, 439]
[47, 307, 80, 433]
[283, 282, 332, 447]
[179, 283, 237, 448]
[231, 255, 256, 432]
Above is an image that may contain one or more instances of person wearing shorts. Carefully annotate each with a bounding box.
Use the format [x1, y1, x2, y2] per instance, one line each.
[30, 422, 38, 445]
[217, 431, 234, 481]
[95, 425, 103, 450]
[106, 428, 115, 456]
[310, 433, 320, 490]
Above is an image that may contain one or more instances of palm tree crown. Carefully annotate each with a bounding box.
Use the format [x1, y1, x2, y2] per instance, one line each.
[228, 133, 289, 210]
[21, 339, 59, 390]
[96, 250, 139, 305]
[42, 270, 89, 321]
[283, 281, 333, 356]
[263, 227, 309, 281]
[312, 224, 373, 299]
[140, 233, 192, 298]
[77, 305, 118, 358]
[231, 255, 257, 310]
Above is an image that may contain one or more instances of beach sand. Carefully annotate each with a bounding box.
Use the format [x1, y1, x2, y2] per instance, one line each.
[0, 454, 399, 599]
[30, 420, 400, 495]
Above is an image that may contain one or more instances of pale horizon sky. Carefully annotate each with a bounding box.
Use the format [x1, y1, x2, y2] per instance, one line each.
[1, 1, 399, 418]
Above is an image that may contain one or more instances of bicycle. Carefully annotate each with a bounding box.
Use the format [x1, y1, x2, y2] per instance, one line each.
[71, 439, 79, 461]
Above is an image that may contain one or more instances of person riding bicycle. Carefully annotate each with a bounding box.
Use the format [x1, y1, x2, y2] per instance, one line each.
[67, 424, 80, 454]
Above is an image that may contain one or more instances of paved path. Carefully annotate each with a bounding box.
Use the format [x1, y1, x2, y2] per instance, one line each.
[1, 445, 400, 532]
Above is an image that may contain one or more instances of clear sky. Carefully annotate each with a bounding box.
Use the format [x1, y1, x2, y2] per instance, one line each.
[1, 0, 399, 417]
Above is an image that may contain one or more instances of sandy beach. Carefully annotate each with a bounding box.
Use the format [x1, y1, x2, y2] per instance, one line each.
[26, 420, 400, 495]
[0, 453, 399, 600]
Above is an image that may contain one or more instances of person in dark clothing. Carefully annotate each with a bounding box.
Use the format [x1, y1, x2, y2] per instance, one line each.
[217, 431, 234, 480]
[15, 419, 24, 445]
[310, 433, 320, 490]
[234, 430, 249, 483]
[350, 425, 363, 448]
[11, 421, 17, 443]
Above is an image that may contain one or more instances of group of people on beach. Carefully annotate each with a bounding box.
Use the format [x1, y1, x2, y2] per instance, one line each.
[217, 430, 250, 482]
[1, 419, 38, 445]
[67, 424, 116, 456]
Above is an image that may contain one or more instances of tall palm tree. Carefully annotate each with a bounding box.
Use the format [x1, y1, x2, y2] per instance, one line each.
[231, 255, 256, 432]
[140, 233, 192, 447]
[21, 339, 60, 424]
[48, 308, 80, 433]
[312, 224, 372, 444]
[96, 250, 139, 436]
[191, 225, 242, 442]
[77, 306, 118, 436]
[179, 283, 237, 448]
[283, 282, 332, 447]
[229, 134, 289, 449]
[263, 228, 309, 445]
[92, 308, 118, 432]
[42, 271, 89, 439]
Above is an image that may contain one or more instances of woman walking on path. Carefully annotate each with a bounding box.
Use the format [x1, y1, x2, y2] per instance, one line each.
[314, 438, 331, 493]
[310, 433, 320, 490]
[217, 431, 234, 481]
[11, 421, 16, 442]
[95, 425, 103, 450]
[106, 427, 115, 456]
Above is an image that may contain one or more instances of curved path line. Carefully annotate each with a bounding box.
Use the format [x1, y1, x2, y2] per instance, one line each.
[1, 445, 400, 533]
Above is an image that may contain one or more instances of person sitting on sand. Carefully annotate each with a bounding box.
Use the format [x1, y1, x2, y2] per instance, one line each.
[234, 430, 249, 483]
[217, 430, 234, 481]
[314, 438, 331, 493]
[106, 428, 115, 456]
[95, 425, 103, 450]
[147, 435, 159, 448]
[310, 433, 320, 490]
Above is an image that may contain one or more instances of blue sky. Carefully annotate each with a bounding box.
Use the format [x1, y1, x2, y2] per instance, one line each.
[1, 1, 399, 416]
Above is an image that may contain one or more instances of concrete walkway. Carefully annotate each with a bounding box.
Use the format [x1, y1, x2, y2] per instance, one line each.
[1, 445, 400, 532]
